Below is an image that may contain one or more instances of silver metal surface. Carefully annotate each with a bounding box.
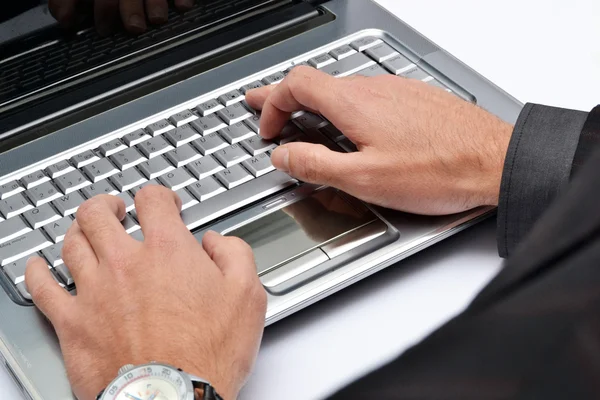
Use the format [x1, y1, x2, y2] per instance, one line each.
[186, 177, 226, 202]
[382, 54, 415, 74]
[213, 144, 252, 167]
[22, 205, 61, 230]
[0, 194, 33, 219]
[186, 156, 224, 180]
[355, 64, 391, 77]
[261, 249, 329, 289]
[217, 103, 253, 125]
[42, 216, 72, 243]
[214, 165, 254, 189]
[350, 36, 383, 52]
[81, 158, 119, 183]
[24, 182, 62, 207]
[109, 147, 146, 171]
[51, 192, 85, 217]
[0, 230, 52, 266]
[220, 122, 256, 144]
[242, 153, 276, 177]
[53, 170, 90, 194]
[81, 180, 120, 198]
[137, 136, 174, 159]
[320, 52, 376, 77]
[165, 144, 202, 167]
[110, 169, 147, 192]
[137, 156, 175, 180]
[329, 44, 357, 60]
[190, 114, 227, 135]
[158, 168, 195, 191]
[0, 217, 31, 244]
[192, 133, 229, 156]
[218, 89, 244, 106]
[41, 243, 64, 268]
[164, 125, 201, 148]
[365, 42, 398, 62]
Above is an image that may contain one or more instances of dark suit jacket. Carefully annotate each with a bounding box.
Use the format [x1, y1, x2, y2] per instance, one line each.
[328, 103, 600, 399]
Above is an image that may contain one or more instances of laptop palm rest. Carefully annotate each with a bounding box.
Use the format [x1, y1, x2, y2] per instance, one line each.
[224, 188, 399, 295]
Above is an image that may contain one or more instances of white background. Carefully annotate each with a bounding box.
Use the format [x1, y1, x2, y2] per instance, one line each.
[2, 0, 600, 399]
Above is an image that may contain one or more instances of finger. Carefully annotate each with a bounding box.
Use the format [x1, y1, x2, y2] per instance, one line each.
[133, 185, 188, 241]
[120, 0, 147, 33]
[174, 0, 195, 10]
[245, 85, 275, 111]
[145, 0, 168, 24]
[202, 231, 256, 278]
[25, 256, 72, 325]
[94, 0, 120, 35]
[48, 0, 79, 27]
[270, 142, 363, 188]
[258, 66, 347, 139]
[75, 195, 132, 260]
[61, 220, 99, 283]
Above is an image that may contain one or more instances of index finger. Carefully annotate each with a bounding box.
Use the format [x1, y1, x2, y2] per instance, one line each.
[48, 0, 79, 27]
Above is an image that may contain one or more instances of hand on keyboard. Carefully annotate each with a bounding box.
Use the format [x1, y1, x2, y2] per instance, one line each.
[24, 187, 265, 400]
[49, 0, 194, 34]
[246, 66, 514, 215]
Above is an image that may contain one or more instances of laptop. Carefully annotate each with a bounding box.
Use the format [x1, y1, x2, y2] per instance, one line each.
[0, 1, 522, 398]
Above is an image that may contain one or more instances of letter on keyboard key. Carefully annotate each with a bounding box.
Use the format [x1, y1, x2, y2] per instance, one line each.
[52, 192, 86, 216]
[217, 103, 253, 125]
[20, 170, 51, 189]
[0, 230, 52, 266]
[81, 180, 119, 198]
[122, 129, 150, 146]
[45, 160, 75, 178]
[146, 119, 175, 136]
[41, 242, 64, 268]
[175, 188, 199, 210]
[0, 217, 31, 244]
[109, 169, 147, 192]
[190, 114, 227, 136]
[241, 137, 276, 156]
[195, 99, 224, 116]
[240, 81, 264, 94]
[22, 204, 61, 229]
[137, 136, 174, 159]
[215, 165, 254, 189]
[220, 122, 256, 144]
[164, 125, 201, 147]
[109, 147, 146, 171]
[213, 144, 251, 168]
[25, 181, 62, 206]
[186, 156, 224, 180]
[98, 138, 127, 156]
[242, 153, 275, 177]
[158, 168, 196, 191]
[329, 44, 357, 60]
[54, 169, 91, 194]
[192, 133, 228, 156]
[187, 176, 226, 202]
[70, 150, 100, 168]
[165, 144, 202, 167]
[0, 193, 34, 219]
[218, 89, 244, 106]
[138, 156, 175, 180]
[81, 158, 120, 183]
[349, 36, 383, 52]
[0, 180, 24, 200]
[43, 216, 73, 243]
[169, 110, 197, 127]
[320, 52, 376, 77]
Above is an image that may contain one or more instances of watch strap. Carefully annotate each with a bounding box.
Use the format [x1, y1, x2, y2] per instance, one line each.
[203, 385, 224, 400]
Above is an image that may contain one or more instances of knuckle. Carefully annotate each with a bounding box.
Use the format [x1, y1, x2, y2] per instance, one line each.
[294, 146, 325, 182]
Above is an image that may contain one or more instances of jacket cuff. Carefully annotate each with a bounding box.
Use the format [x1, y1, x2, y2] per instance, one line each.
[497, 103, 588, 258]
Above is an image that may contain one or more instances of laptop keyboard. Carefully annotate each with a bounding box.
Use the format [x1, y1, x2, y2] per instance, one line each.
[0, 35, 453, 303]
[0, 0, 270, 105]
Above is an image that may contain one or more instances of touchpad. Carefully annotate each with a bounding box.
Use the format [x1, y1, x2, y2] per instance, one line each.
[226, 188, 391, 282]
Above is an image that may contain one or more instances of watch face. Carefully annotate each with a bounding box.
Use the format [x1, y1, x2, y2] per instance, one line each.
[102, 364, 191, 400]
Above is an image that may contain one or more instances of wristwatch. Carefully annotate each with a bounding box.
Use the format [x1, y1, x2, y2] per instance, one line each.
[96, 362, 224, 400]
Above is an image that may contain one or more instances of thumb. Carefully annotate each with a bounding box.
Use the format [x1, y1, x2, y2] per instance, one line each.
[271, 142, 360, 188]
[25, 256, 71, 325]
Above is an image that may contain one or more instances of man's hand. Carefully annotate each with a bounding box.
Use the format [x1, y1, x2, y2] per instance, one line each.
[24, 187, 266, 400]
[246, 67, 514, 216]
[49, 0, 194, 34]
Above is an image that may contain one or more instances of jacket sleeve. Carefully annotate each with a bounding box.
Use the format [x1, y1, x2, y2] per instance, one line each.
[497, 103, 589, 258]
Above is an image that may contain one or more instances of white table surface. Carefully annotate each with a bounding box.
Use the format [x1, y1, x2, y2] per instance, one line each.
[2, 0, 600, 399]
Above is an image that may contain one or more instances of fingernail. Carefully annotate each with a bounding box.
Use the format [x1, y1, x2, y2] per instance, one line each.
[128, 14, 146, 31]
[148, 9, 167, 24]
[26, 256, 39, 267]
[271, 147, 289, 172]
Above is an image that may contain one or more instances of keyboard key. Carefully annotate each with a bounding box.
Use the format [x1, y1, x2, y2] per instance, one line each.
[137, 136, 175, 159]
[186, 156, 224, 180]
[137, 156, 175, 180]
[241, 136, 276, 156]
[45, 160, 75, 178]
[20, 170, 51, 189]
[240, 81, 264, 94]
[242, 153, 276, 177]
[192, 133, 229, 156]
[169, 110, 197, 127]
[130, 230, 144, 242]
[55, 265, 74, 286]
[215, 165, 253, 189]
[0, 230, 52, 266]
[164, 125, 201, 147]
[319, 125, 345, 142]
[0, 193, 33, 219]
[320, 52, 376, 77]
[181, 170, 296, 231]
[262, 72, 285, 85]
[117, 192, 136, 212]
[16, 282, 32, 300]
[121, 214, 140, 234]
[98, 138, 127, 156]
[122, 129, 151, 146]
[146, 119, 175, 136]
[308, 53, 336, 68]
[158, 168, 196, 191]
[277, 123, 305, 144]
[294, 113, 328, 130]
[82, 158, 119, 183]
[220, 122, 256, 144]
[365, 43, 398, 62]
[428, 79, 452, 93]
[354, 64, 390, 78]
[25, 181, 62, 206]
[196, 99, 224, 116]
[338, 137, 358, 153]
[213, 144, 251, 168]
[0, 217, 32, 244]
[43, 216, 73, 243]
[81, 180, 119, 198]
[54, 170, 91, 194]
[382, 54, 415, 75]
[216, 102, 252, 125]
[349, 36, 383, 52]
[41, 242, 64, 268]
[400, 66, 433, 81]
[187, 177, 226, 202]
[4, 257, 46, 284]
[22, 204, 61, 229]
[329, 44, 357, 60]
[190, 114, 227, 136]
[165, 144, 202, 167]
[218, 89, 244, 106]
[245, 115, 261, 134]
[0, 180, 24, 200]
[109, 169, 147, 192]
[130, 179, 160, 196]
[70, 150, 100, 168]
[52, 191, 86, 216]
[175, 188, 199, 210]
[109, 147, 146, 171]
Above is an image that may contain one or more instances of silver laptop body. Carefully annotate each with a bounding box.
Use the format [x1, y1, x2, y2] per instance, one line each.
[0, 1, 522, 399]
